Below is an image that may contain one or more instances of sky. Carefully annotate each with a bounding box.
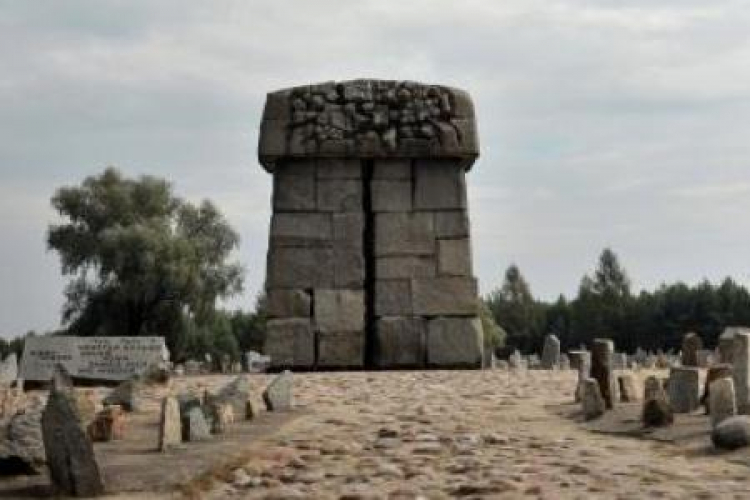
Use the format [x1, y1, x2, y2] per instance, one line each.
[2, 1, 750, 337]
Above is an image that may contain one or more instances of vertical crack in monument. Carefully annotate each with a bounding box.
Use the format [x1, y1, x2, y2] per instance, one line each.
[259, 79, 483, 370]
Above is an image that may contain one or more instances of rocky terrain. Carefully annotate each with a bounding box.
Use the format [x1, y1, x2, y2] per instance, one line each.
[4, 369, 750, 499]
[198, 369, 750, 499]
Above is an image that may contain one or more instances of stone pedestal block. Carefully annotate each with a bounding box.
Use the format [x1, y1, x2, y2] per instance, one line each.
[267, 247, 334, 289]
[414, 160, 467, 210]
[375, 317, 426, 368]
[317, 331, 365, 368]
[267, 289, 312, 318]
[374, 212, 435, 257]
[426, 317, 483, 368]
[412, 277, 478, 316]
[314, 289, 365, 333]
[437, 238, 472, 276]
[374, 280, 412, 317]
[264, 319, 315, 369]
[259, 80, 481, 370]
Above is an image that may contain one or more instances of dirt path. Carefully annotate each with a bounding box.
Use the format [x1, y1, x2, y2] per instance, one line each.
[197, 370, 750, 499]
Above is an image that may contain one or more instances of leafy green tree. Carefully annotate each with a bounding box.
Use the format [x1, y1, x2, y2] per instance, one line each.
[486, 264, 541, 352]
[571, 248, 633, 349]
[479, 299, 506, 352]
[47, 168, 244, 357]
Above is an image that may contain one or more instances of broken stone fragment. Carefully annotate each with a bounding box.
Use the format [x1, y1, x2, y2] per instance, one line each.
[263, 371, 293, 411]
[42, 386, 105, 496]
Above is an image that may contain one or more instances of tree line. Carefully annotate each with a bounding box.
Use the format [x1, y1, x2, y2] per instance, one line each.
[485, 248, 750, 356]
[4, 168, 748, 364]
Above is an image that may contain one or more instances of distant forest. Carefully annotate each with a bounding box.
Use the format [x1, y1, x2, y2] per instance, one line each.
[485, 248, 750, 356]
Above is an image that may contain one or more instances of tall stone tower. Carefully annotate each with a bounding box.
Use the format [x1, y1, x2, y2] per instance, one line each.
[258, 79, 482, 370]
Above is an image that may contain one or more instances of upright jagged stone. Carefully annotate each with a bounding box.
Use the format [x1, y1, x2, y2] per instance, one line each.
[681, 332, 702, 367]
[263, 371, 293, 411]
[591, 339, 616, 410]
[732, 330, 750, 414]
[258, 80, 482, 370]
[540, 334, 560, 370]
[0, 353, 18, 385]
[668, 367, 700, 414]
[42, 380, 104, 496]
[710, 377, 737, 428]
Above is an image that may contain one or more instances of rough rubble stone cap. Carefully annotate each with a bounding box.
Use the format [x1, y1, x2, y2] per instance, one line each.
[258, 79, 479, 172]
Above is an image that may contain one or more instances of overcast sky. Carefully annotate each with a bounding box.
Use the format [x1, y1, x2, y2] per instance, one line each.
[2, 1, 750, 337]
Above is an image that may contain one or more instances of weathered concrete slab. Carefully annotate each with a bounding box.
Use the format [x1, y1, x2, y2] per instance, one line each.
[20, 336, 168, 382]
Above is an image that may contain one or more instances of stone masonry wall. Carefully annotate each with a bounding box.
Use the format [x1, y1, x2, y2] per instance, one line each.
[259, 80, 483, 370]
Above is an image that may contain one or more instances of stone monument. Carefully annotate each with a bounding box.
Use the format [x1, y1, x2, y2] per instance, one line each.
[258, 79, 483, 370]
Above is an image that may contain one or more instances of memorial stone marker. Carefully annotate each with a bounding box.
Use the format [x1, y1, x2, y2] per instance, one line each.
[20, 336, 168, 382]
[710, 378, 737, 428]
[681, 332, 702, 367]
[668, 367, 700, 413]
[591, 339, 616, 409]
[0, 353, 18, 385]
[541, 334, 560, 369]
[258, 79, 482, 370]
[732, 329, 750, 414]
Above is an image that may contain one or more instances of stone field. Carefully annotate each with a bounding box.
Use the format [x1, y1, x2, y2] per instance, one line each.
[5, 369, 750, 499]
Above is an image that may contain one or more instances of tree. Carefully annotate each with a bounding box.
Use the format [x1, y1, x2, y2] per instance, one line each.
[572, 248, 633, 349]
[47, 168, 244, 357]
[479, 299, 506, 352]
[486, 264, 541, 352]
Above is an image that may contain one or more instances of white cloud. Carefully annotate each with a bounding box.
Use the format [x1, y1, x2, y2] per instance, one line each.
[2, 0, 750, 333]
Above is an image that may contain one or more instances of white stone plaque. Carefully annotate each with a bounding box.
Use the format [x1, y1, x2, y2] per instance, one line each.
[20, 336, 169, 381]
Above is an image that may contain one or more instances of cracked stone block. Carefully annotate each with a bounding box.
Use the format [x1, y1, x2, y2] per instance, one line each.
[374, 212, 435, 257]
[413, 160, 466, 210]
[266, 289, 312, 318]
[426, 317, 483, 368]
[374, 280, 412, 316]
[273, 160, 316, 211]
[333, 247, 365, 288]
[317, 179, 362, 212]
[411, 277, 478, 316]
[270, 212, 332, 247]
[371, 180, 412, 212]
[316, 159, 362, 179]
[376, 256, 436, 280]
[317, 331, 365, 368]
[314, 289, 365, 333]
[333, 213, 364, 249]
[437, 238, 472, 276]
[434, 210, 470, 238]
[264, 319, 315, 369]
[372, 159, 412, 179]
[376, 317, 426, 368]
[267, 247, 334, 289]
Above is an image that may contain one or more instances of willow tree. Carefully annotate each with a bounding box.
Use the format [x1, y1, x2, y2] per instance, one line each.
[47, 167, 244, 356]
